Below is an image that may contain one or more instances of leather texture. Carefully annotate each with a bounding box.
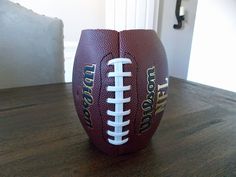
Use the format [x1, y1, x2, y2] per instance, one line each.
[72, 29, 168, 155]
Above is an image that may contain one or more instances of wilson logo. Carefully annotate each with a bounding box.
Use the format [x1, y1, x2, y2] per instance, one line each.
[140, 66, 156, 133]
[82, 64, 96, 128]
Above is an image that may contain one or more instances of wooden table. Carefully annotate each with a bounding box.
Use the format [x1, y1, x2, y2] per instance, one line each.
[0, 77, 236, 177]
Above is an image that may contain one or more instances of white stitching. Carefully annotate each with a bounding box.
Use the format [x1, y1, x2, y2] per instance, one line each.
[107, 85, 131, 92]
[106, 97, 131, 104]
[106, 58, 132, 145]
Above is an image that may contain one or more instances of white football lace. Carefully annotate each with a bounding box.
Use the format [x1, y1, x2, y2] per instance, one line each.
[106, 58, 132, 145]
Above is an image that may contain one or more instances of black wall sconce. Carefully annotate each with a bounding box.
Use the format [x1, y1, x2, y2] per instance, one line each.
[173, 0, 185, 29]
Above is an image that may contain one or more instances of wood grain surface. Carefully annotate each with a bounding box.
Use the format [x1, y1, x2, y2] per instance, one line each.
[0, 77, 236, 177]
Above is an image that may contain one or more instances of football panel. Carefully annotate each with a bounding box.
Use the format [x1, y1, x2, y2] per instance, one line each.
[118, 30, 169, 154]
[72, 30, 120, 155]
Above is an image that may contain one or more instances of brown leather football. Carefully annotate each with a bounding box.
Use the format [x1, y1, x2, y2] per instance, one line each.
[72, 29, 168, 156]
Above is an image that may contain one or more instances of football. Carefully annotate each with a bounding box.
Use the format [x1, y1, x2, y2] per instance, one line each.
[72, 29, 168, 155]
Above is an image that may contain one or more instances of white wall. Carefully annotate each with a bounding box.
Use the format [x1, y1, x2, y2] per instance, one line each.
[188, 0, 236, 92]
[105, 0, 159, 32]
[158, 0, 198, 79]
